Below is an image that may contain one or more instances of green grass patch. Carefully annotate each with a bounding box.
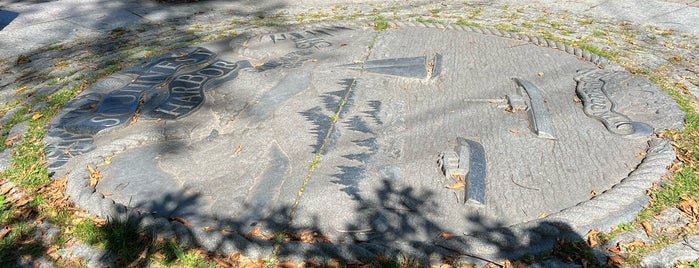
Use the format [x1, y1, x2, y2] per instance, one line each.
[495, 23, 521, 33]
[575, 42, 619, 60]
[374, 17, 390, 31]
[455, 19, 482, 28]
[46, 43, 64, 51]
[0, 221, 44, 267]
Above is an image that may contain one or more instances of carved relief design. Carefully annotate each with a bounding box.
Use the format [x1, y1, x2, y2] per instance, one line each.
[575, 69, 654, 137]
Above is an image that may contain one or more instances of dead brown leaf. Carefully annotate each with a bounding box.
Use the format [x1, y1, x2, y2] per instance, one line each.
[0, 183, 14, 196]
[608, 255, 623, 265]
[608, 246, 622, 255]
[152, 252, 166, 260]
[31, 113, 43, 121]
[509, 129, 519, 134]
[221, 229, 237, 235]
[47, 245, 61, 260]
[87, 165, 102, 187]
[585, 229, 600, 247]
[326, 259, 341, 267]
[246, 226, 267, 239]
[438, 232, 456, 239]
[641, 221, 653, 237]
[622, 240, 645, 250]
[447, 181, 465, 189]
[5, 134, 21, 146]
[129, 110, 140, 125]
[277, 260, 298, 268]
[537, 213, 549, 219]
[299, 230, 316, 243]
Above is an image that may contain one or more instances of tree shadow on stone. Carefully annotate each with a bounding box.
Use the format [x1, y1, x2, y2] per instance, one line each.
[87, 175, 606, 266]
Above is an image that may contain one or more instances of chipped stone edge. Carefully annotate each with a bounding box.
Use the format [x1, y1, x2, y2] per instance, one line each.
[57, 21, 682, 263]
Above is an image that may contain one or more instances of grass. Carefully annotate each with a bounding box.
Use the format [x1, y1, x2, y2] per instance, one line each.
[374, 16, 390, 31]
[0, 2, 697, 267]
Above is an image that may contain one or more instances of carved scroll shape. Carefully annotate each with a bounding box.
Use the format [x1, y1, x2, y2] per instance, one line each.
[575, 69, 654, 138]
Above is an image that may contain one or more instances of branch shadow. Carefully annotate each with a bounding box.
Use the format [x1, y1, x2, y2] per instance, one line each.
[90, 177, 603, 266]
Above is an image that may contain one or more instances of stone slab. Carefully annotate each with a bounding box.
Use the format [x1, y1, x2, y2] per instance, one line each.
[46, 23, 684, 260]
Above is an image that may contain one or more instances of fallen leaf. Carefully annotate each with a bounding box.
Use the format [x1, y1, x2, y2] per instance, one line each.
[47, 245, 61, 260]
[537, 71, 544, 77]
[641, 221, 653, 237]
[438, 232, 456, 239]
[32, 113, 43, 120]
[13, 197, 30, 207]
[451, 173, 465, 182]
[234, 145, 243, 154]
[152, 252, 166, 259]
[0, 183, 13, 195]
[608, 246, 622, 255]
[537, 213, 549, 219]
[221, 229, 237, 235]
[447, 181, 465, 189]
[299, 230, 317, 243]
[129, 110, 140, 125]
[608, 255, 623, 265]
[585, 229, 600, 247]
[5, 134, 21, 146]
[277, 260, 297, 268]
[510, 129, 519, 134]
[622, 240, 645, 250]
[590, 190, 597, 196]
[87, 165, 102, 187]
[326, 259, 341, 267]
[246, 226, 267, 239]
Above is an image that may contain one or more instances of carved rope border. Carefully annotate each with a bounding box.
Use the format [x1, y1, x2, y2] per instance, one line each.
[59, 21, 679, 263]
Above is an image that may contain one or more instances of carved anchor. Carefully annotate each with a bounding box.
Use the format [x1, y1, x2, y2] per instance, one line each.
[438, 137, 486, 204]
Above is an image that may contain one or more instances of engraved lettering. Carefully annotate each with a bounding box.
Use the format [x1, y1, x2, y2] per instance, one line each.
[89, 116, 122, 127]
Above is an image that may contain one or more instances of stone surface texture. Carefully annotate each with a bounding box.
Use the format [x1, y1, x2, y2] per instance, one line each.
[1, 0, 697, 266]
[42, 22, 684, 262]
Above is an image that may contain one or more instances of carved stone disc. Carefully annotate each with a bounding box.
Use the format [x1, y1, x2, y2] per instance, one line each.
[46, 23, 684, 259]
